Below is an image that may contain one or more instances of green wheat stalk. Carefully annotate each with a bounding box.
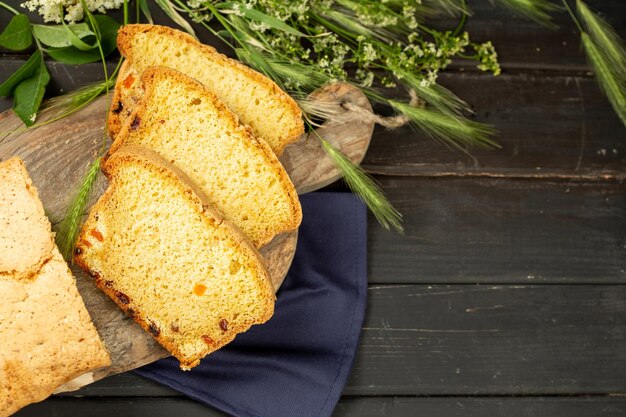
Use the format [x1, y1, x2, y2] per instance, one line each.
[35, 78, 115, 128]
[580, 33, 626, 126]
[577, 0, 626, 72]
[56, 158, 101, 260]
[318, 136, 403, 233]
[388, 99, 498, 149]
[564, 0, 626, 127]
[491, 0, 560, 28]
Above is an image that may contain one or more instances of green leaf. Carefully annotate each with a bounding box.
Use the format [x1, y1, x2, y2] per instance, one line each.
[0, 51, 40, 96]
[33, 23, 94, 48]
[61, 19, 98, 51]
[0, 14, 33, 51]
[13, 53, 50, 126]
[46, 45, 103, 64]
[89, 15, 122, 53]
[45, 15, 121, 64]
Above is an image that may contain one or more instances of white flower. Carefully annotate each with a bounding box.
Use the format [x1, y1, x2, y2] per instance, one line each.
[362, 42, 377, 62]
[419, 70, 438, 87]
[356, 69, 374, 88]
[232, 3, 245, 17]
[249, 21, 270, 33]
[21, 0, 124, 23]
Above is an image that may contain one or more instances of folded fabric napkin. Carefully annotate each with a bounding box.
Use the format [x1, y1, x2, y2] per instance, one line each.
[136, 192, 368, 417]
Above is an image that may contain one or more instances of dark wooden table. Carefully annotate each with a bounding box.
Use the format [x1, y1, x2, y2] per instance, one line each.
[3, 1, 626, 416]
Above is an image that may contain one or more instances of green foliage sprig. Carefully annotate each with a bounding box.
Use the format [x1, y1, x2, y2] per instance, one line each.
[0, 1, 120, 126]
[164, 0, 502, 150]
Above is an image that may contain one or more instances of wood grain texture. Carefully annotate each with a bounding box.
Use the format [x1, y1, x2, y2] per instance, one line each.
[15, 396, 626, 417]
[347, 284, 626, 396]
[56, 285, 626, 397]
[363, 72, 626, 178]
[369, 177, 626, 284]
[0, 82, 374, 391]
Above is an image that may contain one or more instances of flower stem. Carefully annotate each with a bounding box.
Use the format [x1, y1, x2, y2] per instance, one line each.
[0, 1, 19, 15]
[452, 0, 468, 36]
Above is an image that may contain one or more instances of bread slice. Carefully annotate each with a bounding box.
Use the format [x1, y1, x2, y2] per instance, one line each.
[107, 66, 302, 249]
[0, 158, 55, 281]
[0, 158, 110, 416]
[74, 146, 275, 370]
[108, 24, 304, 155]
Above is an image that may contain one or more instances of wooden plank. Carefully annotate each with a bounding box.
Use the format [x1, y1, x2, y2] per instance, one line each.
[347, 284, 626, 396]
[363, 72, 626, 178]
[15, 396, 626, 417]
[14, 398, 229, 417]
[369, 177, 625, 284]
[64, 285, 626, 397]
[334, 397, 626, 417]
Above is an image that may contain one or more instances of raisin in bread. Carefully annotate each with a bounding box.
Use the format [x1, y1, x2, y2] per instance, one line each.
[107, 66, 301, 249]
[0, 158, 110, 417]
[74, 146, 275, 370]
[109, 24, 304, 155]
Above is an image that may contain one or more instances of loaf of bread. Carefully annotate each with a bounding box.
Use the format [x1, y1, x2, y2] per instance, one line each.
[108, 24, 304, 155]
[74, 146, 275, 370]
[0, 157, 110, 417]
[107, 66, 301, 249]
[0, 158, 55, 281]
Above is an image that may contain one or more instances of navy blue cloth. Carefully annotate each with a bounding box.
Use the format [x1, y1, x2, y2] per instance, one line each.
[135, 192, 368, 417]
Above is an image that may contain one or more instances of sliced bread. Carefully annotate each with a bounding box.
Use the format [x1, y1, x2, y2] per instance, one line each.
[0, 157, 110, 416]
[109, 24, 304, 155]
[74, 146, 275, 370]
[107, 66, 302, 249]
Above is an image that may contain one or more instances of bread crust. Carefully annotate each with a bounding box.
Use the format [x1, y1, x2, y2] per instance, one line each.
[75, 146, 275, 369]
[107, 59, 134, 139]
[1, 158, 110, 415]
[106, 66, 302, 248]
[109, 24, 304, 153]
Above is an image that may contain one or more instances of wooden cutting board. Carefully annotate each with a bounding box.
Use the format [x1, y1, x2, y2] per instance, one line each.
[0, 82, 374, 391]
